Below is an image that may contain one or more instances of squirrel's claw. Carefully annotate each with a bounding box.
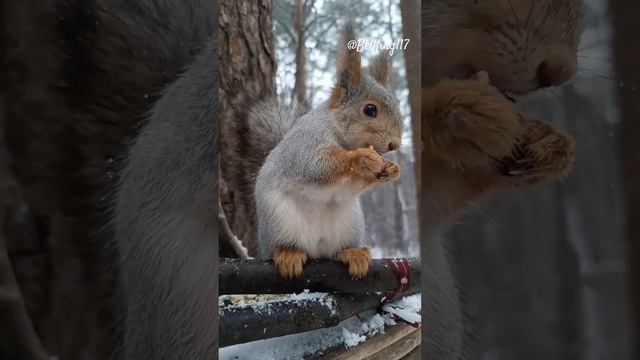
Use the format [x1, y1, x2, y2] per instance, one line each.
[273, 247, 308, 279]
[495, 120, 575, 183]
[376, 159, 401, 181]
[336, 247, 371, 279]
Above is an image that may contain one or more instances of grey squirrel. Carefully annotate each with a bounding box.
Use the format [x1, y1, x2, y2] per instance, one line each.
[252, 26, 403, 279]
[421, 0, 584, 359]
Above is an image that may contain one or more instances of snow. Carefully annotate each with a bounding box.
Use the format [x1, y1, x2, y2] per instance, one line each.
[221, 290, 337, 317]
[382, 293, 421, 326]
[342, 328, 366, 347]
[218, 293, 420, 360]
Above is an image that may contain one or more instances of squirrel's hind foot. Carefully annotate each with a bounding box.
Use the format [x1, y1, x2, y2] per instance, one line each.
[273, 247, 309, 279]
[336, 247, 371, 279]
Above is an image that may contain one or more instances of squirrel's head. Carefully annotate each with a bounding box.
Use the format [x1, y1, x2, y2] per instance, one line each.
[328, 26, 403, 155]
[423, 0, 584, 95]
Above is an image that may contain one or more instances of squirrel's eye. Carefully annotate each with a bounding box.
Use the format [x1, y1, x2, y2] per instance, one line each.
[363, 104, 377, 118]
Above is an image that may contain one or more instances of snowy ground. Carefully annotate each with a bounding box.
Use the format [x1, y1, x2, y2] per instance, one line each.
[219, 293, 420, 360]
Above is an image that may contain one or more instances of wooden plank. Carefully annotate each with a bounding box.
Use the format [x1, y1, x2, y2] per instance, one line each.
[315, 324, 418, 360]
[400, 345, 421, 360]
[364, 329, 420, 360]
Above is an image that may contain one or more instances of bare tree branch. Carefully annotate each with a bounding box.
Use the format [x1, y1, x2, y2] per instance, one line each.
[218, 198, 251, 259]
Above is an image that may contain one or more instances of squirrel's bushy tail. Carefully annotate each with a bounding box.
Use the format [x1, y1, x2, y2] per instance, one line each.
[221, 98, 309, 254]
[244, 99, 309, 169]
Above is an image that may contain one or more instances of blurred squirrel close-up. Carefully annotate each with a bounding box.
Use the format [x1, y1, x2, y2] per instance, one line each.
[422, 0, 585, 358]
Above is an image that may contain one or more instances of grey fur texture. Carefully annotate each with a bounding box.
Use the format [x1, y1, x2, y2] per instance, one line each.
[114, 40, 218, 359]
[255, 105, 369, 259]
[254, 27, 403, 260]
[5, 0, 215, 358]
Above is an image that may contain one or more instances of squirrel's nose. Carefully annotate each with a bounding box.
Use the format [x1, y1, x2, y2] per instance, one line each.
[536, 51, 577, 88]
[388, 141, 399, 151]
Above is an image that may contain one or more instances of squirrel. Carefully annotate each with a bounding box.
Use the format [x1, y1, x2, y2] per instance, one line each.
[421, 1, 584, 359]
[252, 26, 403, 279]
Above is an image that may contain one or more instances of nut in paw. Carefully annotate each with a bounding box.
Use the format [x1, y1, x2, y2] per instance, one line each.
[376, 159, 401, 181]
[499, 119, 575, 185]
[352, 147, 384, 178]
[273, 247, 308, 279]
[336, 247, 371, 279]
[422, 78, 523, 169]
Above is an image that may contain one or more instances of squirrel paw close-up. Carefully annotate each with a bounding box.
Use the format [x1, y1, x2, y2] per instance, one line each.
[336, 247, 371, 279]
[376, 159, 401, 181]
[497, 119, 575, 186]
[273, 247, 309, 279]
[352, 147, 385, 178]
[423, 76, 523, 170]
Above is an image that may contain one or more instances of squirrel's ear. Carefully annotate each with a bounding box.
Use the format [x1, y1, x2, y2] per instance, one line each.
[367, 52, 391, 87]
[332, 24, 362, 105]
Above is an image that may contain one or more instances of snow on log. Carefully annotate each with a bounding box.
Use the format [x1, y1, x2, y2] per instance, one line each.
[219, 290, 418, 347]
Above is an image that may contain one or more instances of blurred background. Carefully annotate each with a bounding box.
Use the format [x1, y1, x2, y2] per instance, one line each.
[443, 0, 639, 358]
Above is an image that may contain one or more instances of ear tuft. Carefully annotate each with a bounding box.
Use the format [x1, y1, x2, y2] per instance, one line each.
[329, 86, 343, 108]
[367, 52, 391, 86]
[336, 23, 362, 94]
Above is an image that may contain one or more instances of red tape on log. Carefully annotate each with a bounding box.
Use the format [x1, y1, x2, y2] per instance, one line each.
[380, 258, 421, 329]
[382, 258, 411, 303]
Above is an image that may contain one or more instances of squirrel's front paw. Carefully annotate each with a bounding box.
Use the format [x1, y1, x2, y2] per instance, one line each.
[376, 160, 401, 181]
[423, 77, 522, 169]
[336, 247, 371, 279]
[352, 147, 384, 178]
[273, 247, 308, 279]
[498, 120, 575, 186]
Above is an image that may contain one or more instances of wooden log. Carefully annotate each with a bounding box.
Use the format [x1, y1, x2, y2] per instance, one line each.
[219, 257, 420, 295]
[219, 292, 398, 347]
[219, 289, 419, 347]
[314, 324, 419, 360]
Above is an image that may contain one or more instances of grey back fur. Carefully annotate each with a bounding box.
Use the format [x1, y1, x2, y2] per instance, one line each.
[114, 40, 219, 359]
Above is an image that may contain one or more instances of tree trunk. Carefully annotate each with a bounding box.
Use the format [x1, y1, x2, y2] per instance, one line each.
[0, 62, 48, 360]
[219, 0, 276, 255]
[400, 0, 421, 190]
[292, 0, 307, 104]
[611, 1, 640, 357]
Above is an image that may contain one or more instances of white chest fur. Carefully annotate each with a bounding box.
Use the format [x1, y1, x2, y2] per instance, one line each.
[265, 180, 363, 258]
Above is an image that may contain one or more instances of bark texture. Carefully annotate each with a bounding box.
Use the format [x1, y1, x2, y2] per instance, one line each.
[219, 0, 277, 255]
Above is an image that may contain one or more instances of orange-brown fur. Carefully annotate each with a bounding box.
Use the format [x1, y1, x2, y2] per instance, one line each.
[273, 247, 309, 279]
[336, 247, 372, 279]
[421, 76, 575, 229]
[323, 147, 400, 188]
[272, 147, 399, 277]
